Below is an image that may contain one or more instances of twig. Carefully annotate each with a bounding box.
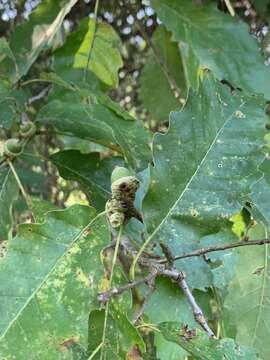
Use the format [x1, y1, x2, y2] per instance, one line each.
[100, 225, 123, 360]
[133, 275, 156, 325]
[178, 274, 215, 337]
[159, 244, 214, 337]
[27, 86, 50, 105]
[158, 238, 270, 263]
[98, 270, 157, 303]
[126, 2, 184, 103]
[83, 0, 100, 82]
[7, 159, 35, 222]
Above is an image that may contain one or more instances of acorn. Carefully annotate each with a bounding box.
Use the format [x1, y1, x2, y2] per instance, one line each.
[4, 138, 23, 157]
[20, 122, 36, 138]
[111, 166, 133, 184]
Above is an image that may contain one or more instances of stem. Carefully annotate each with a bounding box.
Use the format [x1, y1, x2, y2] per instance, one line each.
[7, 159, 35, 221]
[224, 0, 235, 16]
[88, 342, 103, 360]
[129, 232, 155, 280]
[100, 225, 123, 360]
[158, 238, 270, 263]
[84, 0, 100, 82]
[178, 275, 214, 337]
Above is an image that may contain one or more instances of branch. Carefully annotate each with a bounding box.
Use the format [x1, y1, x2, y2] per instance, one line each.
[97, 270, 157, 304]
[159, 238, 270, 264]
[178, 275, 215, 337]
[27, 86, 50, 105]
[133, 275, 156, 325]
[158, 245, 214, 337]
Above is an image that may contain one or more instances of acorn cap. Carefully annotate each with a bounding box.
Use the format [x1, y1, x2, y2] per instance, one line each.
[20, 122, 36, 138]
[111, 166, 133, 184]
[4, 138, 23, 157]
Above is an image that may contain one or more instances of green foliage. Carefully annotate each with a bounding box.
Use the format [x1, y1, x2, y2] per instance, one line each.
[1, 1, 270, 359]
[152, 0, 270, 97]
[139, 25, 186, 123]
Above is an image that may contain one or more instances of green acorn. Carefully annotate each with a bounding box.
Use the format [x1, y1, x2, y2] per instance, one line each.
[4, 138, 23, 157]
[111, 166, 133, 184]
[20, 122, 36, 138]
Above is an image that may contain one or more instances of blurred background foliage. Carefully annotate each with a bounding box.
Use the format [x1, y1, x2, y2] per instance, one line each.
[0, 0, 270, 232]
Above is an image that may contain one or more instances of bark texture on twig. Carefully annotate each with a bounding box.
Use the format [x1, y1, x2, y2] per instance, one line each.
[159, 238, 270, 263]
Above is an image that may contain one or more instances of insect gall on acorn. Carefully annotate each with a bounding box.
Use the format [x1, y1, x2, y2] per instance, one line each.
[106, 166, 143, 228]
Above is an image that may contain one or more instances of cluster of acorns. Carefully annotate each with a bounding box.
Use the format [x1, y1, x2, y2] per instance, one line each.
[3, 122, 36, 158]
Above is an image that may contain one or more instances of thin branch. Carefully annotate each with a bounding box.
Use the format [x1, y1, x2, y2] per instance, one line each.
[27, 86, 50, 105]
[133, 275, 156, 325]
[159, 238, 270, 263]
[98, 270, 157, 304]
[159, 244, 214, 337]
[178, 275, 215, 337]
[83, 0, 100, 82]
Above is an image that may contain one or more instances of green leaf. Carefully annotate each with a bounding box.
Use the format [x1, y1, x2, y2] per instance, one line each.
[2, 0, 78, 81]
[54, 17, 122, 88]
[159, 322, 262, 360]
[145, 277, 194, 359]
[30, 197, 59, 223]
[139, 25, 185, 123]
[37, 99, 150, 170]
[251, 0, 268, 18]
[224, 222, 270, 360]
[249, 158, 270, 230]
[0, 166, 18, 241]
[143, 73, 266, 289]
[50, 150, 123, 211]
[87, 309, 144, 359]
[74, 19, 123, 87]
[0, 205, 110, 359]
[0, 38, 17, 77]
[151, 0, 270, 97]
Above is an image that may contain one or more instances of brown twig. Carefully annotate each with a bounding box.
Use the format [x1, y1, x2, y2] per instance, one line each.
[158, 238, 270, 264]
[159, 244, 214, 337]
[97, 270, 157, 304]
[178, 274, 215, 337]
[133, 275, 156, 325]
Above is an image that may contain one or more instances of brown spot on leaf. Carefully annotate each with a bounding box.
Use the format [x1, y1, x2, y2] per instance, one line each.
[61, 338, 77, 352]
[253, 266, 264, 276]
[126, 345, 143, 360]
[180, 324, 196, 341]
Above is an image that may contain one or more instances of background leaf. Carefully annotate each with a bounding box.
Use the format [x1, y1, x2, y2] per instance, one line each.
[139, 25, 185, 123]
[0, 206, 109, 359]
[0, 166, 18, 241]
[143, 73, 266, 289]
[50, 150, 123, 211]
[152, 0, 270, 97]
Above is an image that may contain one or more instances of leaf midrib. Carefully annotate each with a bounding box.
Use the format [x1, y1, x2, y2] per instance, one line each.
[0, 212, 95, 339]
[148, 104, 244, 243]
